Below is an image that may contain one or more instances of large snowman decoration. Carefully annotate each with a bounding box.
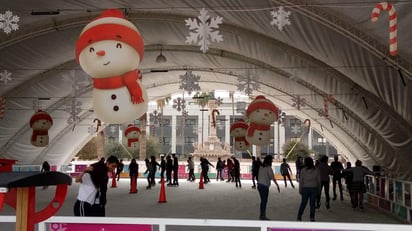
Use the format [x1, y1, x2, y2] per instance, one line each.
[124, 124, 141, 149]
[230, 119, 249, 151]
[245, 95, 278, 146]
[30, 110, 53, 147]
[76, 9, 148, 124]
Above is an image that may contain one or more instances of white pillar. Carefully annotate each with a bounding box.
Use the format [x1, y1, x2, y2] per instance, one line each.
[308, 126, 313, 149]
[171, 115, 177, 153]
[225, 115, 230, 144]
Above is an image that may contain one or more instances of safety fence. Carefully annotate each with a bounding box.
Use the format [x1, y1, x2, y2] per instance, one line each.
[0, 215, 411, 231]
[365, 176, 412, 223]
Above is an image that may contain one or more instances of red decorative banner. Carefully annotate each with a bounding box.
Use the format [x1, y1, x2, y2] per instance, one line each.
[0, 96, 6, 119]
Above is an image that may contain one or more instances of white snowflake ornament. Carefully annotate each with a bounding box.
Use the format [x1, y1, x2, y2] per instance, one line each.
[270, 6, 291, 31]
[185, 8, 223, 53]
[179, 70, 201, 95]
[0, 70, 12, 84]
[0, 11, 20, 34]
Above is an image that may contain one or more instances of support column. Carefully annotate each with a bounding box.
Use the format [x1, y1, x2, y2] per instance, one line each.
[225, 115, 230, 144]
[171, 115, 177, 153]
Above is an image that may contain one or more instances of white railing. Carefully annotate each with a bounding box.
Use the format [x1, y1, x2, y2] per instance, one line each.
[0, 216, 411, 231]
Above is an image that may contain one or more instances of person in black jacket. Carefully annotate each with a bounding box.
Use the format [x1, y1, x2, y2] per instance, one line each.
[159, 155, 166, 181]
[172, 154, 179, 186]
[330, 155, 344, 200]
[251, 156, 261, 189]
[128, 158, 139, 189]
[166, 155, 173, 186]
[232, 156, 242, 188]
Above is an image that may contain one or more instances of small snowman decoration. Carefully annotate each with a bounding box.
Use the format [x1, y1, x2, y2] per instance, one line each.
[124, 124, 141, 149]
[76, 9, 148, 124]
[230, 119, 249, 151]
[245, 95, 278, 146]
[30, 110, 53, 147]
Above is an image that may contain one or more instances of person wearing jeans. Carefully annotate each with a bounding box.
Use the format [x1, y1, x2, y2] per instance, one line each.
[297, 157, 321, 222]
[257, 155, 280, 220]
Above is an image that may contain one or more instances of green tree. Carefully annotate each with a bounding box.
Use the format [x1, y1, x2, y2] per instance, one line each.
[193, 91, 214, 108]
[282, 140, 315, 161]
[76, 137, 98, 160]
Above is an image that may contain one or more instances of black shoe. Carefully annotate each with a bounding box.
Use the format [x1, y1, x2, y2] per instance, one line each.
[297, 216, 302, 221]
[259, 216, 270, 220]
[310, 217, 315, 222]
[326, 202, 330, 209]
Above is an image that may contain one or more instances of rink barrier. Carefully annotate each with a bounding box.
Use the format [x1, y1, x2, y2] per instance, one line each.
[1, 216, 411, 231]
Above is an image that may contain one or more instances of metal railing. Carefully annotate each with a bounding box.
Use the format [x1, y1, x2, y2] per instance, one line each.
[0, 216, 411, 231]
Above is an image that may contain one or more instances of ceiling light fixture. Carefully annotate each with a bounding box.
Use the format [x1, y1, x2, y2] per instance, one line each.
[31, 10, 60, 15]
[155, 49, 167, 63]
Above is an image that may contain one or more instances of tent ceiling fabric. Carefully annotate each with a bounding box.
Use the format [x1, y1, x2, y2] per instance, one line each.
[0, 0, 411, 180]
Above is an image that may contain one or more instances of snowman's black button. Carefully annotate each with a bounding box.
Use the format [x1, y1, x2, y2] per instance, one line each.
[111, 94, 117, 100]
[113, 105, 119, 111]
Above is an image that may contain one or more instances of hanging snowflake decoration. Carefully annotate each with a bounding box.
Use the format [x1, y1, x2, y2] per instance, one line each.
[173, 97, 186, 112]
[278, 110, 286, 124]
[64, 97, 82, 125]
[88, 124, 96, 134]
[291, 95, 306, 110]
[291, 124, 301, 135]
[0, 10, 20, 34]
[215, 97, 223, 107]
[182, 109, 189, 117]
[0, 70, 12, 84]
[179, 70, 201, 95]
[270, 6, 291, 31]
[236, 71, 260, 96]
[63, 71, 91, 93]
[185, 8, 223, 53]
[149, 110, 162, 125]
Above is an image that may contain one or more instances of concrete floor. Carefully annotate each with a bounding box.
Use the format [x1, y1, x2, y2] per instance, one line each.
[0, 178, 406, 230]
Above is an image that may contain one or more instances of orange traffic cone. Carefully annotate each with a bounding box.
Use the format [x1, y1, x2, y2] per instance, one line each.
[158, 177, 167, 203]
[199, 171, 204, 189]
[130, 175, 137, 193]
[111, 171, 117, 188]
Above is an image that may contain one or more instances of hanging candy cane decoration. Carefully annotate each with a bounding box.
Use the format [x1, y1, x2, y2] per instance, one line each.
[0, 96, 6, 119]
[211, 109, 220, 127]
[371, 2, 398, 56]
[323, 94, 335, 118]
[93, 118, 101, 132]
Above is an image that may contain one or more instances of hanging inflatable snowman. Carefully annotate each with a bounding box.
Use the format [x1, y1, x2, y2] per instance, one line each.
[124, 124, 141, 149]
[30, 110, 53, 147]
[230, 119, 249, 151]
[245, 95, 278, 146]
[76, 9, 148, 124]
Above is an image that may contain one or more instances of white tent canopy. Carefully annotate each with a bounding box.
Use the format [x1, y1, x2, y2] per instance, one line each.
[0, 0, 411, 180]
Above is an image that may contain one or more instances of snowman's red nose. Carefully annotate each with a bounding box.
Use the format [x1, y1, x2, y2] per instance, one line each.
[96, 50, 106, 56]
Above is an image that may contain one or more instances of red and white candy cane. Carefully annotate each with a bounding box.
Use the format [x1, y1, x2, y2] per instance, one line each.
[0, 96, 6, 119]
[211, 109, 220, 127]
[93, 118, 101, 132]
[371, 2, 398, 56]
[323, 94, 335, 118]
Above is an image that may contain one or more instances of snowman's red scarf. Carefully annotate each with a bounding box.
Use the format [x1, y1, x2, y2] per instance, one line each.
[128, 138, 139, 147]
[31, 130, 48, 142]
[93, 70, 144, 104]
[235, 136, 249, 145]
[247, 122, 270, 137]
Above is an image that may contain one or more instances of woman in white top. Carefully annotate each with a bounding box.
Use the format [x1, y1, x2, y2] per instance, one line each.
[73, 155, 119, 216]
[257, 155, 280, 220]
